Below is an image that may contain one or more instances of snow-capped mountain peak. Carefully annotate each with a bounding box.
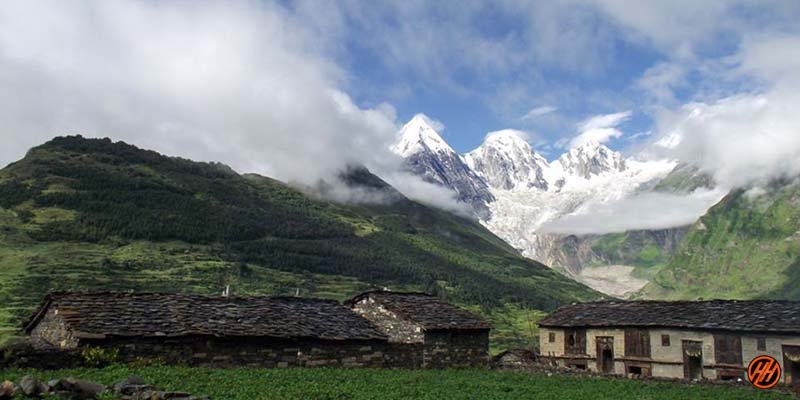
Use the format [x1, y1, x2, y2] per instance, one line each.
[555, 140, 626, 179]
[390, 114, 686, 297]
[464, 129, 550, 191]
[393, 113, 454, 157]
[391, 114, 495, 216]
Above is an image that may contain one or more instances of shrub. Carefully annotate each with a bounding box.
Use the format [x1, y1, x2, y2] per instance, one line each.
[80, 346, 120, 367]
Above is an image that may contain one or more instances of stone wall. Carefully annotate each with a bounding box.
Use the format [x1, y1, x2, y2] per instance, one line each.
[28, 310, 78, 350]
[6, 338, 421, 370]
[27, 300, 488, 370]
[384, 343, 423, 368]
[423, 330, 489, 368]
[97, 337, 387, 369]
[350, 297, 424, 343]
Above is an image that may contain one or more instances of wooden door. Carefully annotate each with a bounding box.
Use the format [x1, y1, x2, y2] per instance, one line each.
[683, 340, 703, 380]
[784, 345, 800, 385]
[596, 336, 615, 374]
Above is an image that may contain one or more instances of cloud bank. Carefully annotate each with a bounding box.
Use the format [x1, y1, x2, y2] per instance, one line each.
[649, 36, 800, 190]
[541, 188, 726, 235]
[0, 0, 468, 211]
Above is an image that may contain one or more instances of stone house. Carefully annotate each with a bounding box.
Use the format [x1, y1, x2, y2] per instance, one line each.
[539, 300, 800, 384]
[347, 290, 491, 368]
[23, 291, 389, 368]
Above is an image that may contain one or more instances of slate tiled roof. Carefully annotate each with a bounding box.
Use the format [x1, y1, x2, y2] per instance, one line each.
[347, 291, 490, 331]
[539, 300, 800, 334]
[24, 292, 387, 341]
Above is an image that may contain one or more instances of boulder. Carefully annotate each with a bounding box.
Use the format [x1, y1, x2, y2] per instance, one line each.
[71, 378, 107, 398]
[48, 377, 75, 392]
[18, 375, 48, 396]
[0, 381, 17, 399]
[49, 377, 106, 399]
[112, 375, 148, 394]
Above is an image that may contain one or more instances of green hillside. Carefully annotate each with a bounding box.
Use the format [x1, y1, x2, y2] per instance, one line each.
[651, 163, 714, 193]
[0, 136, 599, 347]
[644, 179, 800, 300]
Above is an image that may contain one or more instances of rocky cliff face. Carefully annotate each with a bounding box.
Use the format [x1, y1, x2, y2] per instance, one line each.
[536, 227, 690, 276]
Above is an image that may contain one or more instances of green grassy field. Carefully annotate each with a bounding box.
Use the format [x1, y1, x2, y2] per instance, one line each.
[1, 366, 793, 400]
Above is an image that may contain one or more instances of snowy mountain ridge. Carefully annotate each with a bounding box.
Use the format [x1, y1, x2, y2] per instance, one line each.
[391, 115, 677, 236]
[391, 114, 495, 216]
[390, 114, 683, 297]
[463, 129, 551, 191]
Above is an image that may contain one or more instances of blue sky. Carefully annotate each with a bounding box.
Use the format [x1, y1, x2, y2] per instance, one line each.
[2, 0, 800, 190]
[283, 0, 800, 157]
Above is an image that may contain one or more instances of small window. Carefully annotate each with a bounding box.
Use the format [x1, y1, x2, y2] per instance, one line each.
[757, 337, 766, 351]
[568, 333, 576, 346]
[548, 332, 556, 343]
[661, 334, 671, 347]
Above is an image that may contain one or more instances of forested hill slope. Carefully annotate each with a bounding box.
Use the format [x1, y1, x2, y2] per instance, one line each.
[0, 136, 600, 346]
[643, 179, 800, 300]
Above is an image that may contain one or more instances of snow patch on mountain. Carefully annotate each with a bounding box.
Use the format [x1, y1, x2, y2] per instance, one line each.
[483, 157, 677, 259]
[554, 140, 627, 179]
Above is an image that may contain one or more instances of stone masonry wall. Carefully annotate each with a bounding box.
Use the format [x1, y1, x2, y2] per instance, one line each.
[423, 330, 489, 368]
[384, 343, 423, 368]
[29, 310, 79, 350]
[28, 302, 487, 369]
[26, 326, 473, 370]
[350, 298, 424, 343]
[93, 337, 388, 368]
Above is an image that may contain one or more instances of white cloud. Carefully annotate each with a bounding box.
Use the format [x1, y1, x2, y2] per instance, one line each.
[541, 188, 726, 235]
[569, 111, 632, 147]
[0, 1, 457, 211]
[645, 34, 800, 190]
[412, 113, 446, 132]
[520, 106, 557, 120]
[0, 1, 399, 184]
[382, 172, 472, 217]
[735, 35, 800, 87]
[655, 92, 800, 189]
[635, 62, 685, 103]
[579, 111, 633, 131]
[484, 129, 532, 142]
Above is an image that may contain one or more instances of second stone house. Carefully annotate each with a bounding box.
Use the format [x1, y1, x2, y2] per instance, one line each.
[347, 290, 491, 368]
[539, 300, 800, 384]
